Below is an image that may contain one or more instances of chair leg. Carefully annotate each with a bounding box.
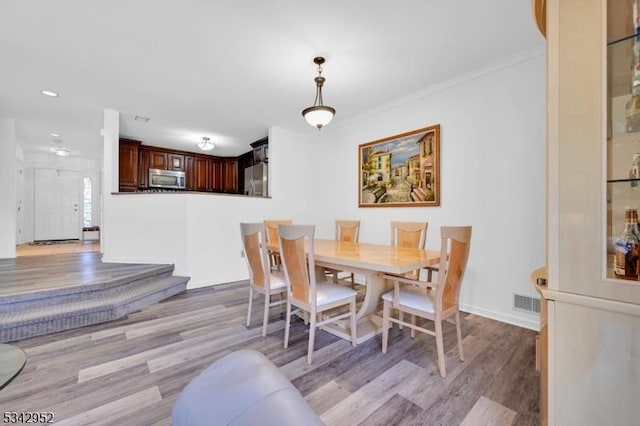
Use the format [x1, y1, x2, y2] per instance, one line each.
[284, 301, 292, 349]
[455, 311, 464, 361]
[382, 300, 390, 353]
[332, 270, 338, 284]
[399, 311, 404, 330]
[350, 273, 356, 289]
[307, 312, 316, 364]
[262, 292, 270, 338]
[350, 297, 357, 347]
[435, 319, 446, 377]
[410, 314, 416, 338]
[246, 288, 253, 328]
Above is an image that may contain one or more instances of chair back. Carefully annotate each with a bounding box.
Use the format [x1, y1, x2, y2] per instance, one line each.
[335, 220, 360, 242]
[435, 226, 472, 311]
[264, 219, 293, 244]
[278, 224, 316, 304]
[240, 223, 269, 288]
[390, 221, 427, 249]
[390, 221, 428, 279]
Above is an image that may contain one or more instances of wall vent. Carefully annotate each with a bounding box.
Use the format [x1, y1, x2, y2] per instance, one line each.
[513, 294, 540, 314]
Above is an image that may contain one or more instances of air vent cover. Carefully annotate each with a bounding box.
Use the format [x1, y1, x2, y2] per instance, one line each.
[513, 294, 540, 314]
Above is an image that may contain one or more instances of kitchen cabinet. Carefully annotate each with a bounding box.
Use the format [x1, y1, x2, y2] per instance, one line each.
[168, 153, 185, 171]
[185, 155, 194, 191]
[147, 150, 184, 171]
[118, 139, 140, 192]
[223, 159, 238, 193]
[120, 140, 245, 193]
[149, 151, 167, 170]
[138, 148, 150, 188]
[194, 157, 211, 192]
[210, 159, 223, 192]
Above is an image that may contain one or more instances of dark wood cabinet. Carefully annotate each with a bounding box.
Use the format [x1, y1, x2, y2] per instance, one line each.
[119, 139, 140, 192]
[223, 159, 238, 193]
[120, 139, 248, 193]
[148, 150, 184, 171]
[185, 155, 194, 191]
[149, 151, 167, 170]
[138, 148, 150, 188]
[194, 157, 211, 192]
[168, 153, 185, 171]
[210, 159, 223, 192]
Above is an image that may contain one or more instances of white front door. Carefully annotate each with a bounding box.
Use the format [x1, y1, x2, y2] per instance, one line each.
[34, 168, 80, 241]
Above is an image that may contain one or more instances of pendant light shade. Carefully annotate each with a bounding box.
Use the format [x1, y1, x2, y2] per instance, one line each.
[302, 57, 336, 130]
[197, 137, 215, 151]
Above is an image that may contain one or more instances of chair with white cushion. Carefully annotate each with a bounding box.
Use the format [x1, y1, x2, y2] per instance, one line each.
[240, 223, 287, 338]
[278, 224, 358, 364]
[382, 226, 472, 377]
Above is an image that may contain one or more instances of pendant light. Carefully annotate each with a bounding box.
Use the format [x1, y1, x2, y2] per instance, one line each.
[302, 57, 336, 130]
[197, 137, 215, 151]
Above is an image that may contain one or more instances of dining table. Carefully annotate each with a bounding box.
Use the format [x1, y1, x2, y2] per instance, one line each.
[268, 238, 440, 344]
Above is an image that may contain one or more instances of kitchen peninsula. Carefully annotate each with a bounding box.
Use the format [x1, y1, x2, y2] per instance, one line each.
[118, 137, 268, 196]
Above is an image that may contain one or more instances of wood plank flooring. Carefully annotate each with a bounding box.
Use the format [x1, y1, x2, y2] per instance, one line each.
[0, 281, 539, 425]
[16, 241, 100, 257]
[0, 252, 171, 298]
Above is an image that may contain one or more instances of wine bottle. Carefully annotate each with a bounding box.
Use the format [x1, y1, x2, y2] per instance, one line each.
[614, 208, 640, 278]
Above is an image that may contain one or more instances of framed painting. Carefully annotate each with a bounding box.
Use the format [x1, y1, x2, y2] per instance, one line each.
[359, 124, 440, 207]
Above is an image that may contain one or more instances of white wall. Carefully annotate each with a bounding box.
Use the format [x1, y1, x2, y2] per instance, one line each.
[102, 52, 545, 329]
[303, 51, 547, 329]
[0, 117, 17, 258]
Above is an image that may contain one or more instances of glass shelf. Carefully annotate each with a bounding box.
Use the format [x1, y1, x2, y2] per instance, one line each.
[607, 178, 640, 183]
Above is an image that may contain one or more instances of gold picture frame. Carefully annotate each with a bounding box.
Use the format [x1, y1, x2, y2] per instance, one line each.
[359, 124, 440, 207]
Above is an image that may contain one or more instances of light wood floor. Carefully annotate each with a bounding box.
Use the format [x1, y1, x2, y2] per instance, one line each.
[16, 241, 100, 257]
[0, 281, 539, 425]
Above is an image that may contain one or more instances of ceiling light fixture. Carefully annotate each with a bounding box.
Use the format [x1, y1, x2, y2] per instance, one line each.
[49, 132, 61, 137]
[40, 90, 59, 97]
[197, 137, 215, 151]
[53, 148, 70, 157]
[302, 56, 336, 130]
[134, 115, 150, 122]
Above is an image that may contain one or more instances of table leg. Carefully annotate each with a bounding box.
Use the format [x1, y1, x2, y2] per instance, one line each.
[316, 269, 392, 344]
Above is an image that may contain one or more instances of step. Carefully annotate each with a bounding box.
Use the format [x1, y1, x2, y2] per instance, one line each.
[0, 263, 175, 307]
[0, 275, 189, 342]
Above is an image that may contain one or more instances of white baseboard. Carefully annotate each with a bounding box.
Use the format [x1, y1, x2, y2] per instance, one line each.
[459, 303, 540, 331]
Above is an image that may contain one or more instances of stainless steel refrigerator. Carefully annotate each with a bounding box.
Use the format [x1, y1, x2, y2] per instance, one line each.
[244, 163, 268, 197]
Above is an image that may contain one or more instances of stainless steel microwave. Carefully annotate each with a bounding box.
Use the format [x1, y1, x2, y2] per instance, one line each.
[148, 168, 185, 189]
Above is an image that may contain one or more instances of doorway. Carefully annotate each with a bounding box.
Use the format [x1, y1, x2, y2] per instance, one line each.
[33, 168, 80, 241]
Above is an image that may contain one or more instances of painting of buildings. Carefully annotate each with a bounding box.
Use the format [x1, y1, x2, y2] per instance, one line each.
[359, 124, 440, 207]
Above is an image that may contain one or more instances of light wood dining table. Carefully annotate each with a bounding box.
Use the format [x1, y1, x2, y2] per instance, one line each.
[268, 238, 440, 344]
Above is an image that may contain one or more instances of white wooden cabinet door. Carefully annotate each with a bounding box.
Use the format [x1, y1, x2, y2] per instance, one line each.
[34, 168, 80, 241]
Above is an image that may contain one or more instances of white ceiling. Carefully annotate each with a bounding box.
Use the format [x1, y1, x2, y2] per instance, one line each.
[0, 1, 544, 160]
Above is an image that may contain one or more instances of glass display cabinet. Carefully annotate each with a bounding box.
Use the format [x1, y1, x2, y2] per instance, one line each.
[607, 1, 640, 281]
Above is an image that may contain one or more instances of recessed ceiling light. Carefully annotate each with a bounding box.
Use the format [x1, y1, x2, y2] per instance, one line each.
[49, 132, 61, 137]
[54, 148, 70, 157]
[40, 90, 59, 97]
[134, 115, 150, 122]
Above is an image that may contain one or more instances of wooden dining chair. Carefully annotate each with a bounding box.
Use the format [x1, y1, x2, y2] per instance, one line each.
[240, 223, 287, 337]
[390, 221, 428, 328]
[327, 220, 361, 286]
[264, 219, 292, 271]
[381, 226, 472, 377]
[278, 224, 358, 364]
